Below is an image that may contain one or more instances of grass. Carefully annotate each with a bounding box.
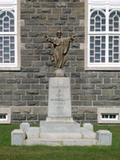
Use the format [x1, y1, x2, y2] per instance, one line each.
[0, 124, 120, 160]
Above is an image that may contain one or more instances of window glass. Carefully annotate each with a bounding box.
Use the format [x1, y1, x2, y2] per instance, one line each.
[90, 10, 106, 32]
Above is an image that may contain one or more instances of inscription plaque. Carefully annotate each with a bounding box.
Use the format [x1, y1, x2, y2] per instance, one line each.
[48, 77, 71, 118]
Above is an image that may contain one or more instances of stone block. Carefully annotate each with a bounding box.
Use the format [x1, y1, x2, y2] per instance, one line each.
[26, 138, 97, 146]
[48, 77, 72, 118]
[85, 113, 97, 121]
[26, 114, 38, 120]
[96, 130, 112, 146]
[11, 113, 26, 121]
[83, 123, 93, 131]
[79, 101, 92, 106]
[27, 100, 39, 106]
[38, 114, 46, 120]
[73, 113, 84, 121]
[11, 129, 25, 145]
[26, 127, 40, 139]
[40, 121, 82, 139]
[20, 122, 30, 133]
[80, 128, 96, 139]
[40, 121, 80, 133]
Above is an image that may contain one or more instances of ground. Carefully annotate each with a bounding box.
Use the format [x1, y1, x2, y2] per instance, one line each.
[0, 124, 120, 160]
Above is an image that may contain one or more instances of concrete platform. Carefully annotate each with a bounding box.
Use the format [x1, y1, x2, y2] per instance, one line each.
[11, 122, 112, 146]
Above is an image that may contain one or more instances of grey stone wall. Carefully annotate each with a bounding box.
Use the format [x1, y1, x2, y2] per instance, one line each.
[0, 0, 120, 122]
[11, 106, 97, 124]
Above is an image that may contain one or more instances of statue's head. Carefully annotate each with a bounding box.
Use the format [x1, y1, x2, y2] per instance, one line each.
[56, 31, 62, 38]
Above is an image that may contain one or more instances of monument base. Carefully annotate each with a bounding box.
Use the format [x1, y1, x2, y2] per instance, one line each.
[11, 77, 112, 146]
[40, 121, 82, 139]
[25, 120, 97, 146]
[11, 122, 112, 146]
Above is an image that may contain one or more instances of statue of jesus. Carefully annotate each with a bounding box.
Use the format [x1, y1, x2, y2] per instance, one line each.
[45, 31, 75, 69]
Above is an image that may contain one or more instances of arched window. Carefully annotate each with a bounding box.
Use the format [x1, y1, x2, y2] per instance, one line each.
[90, 10, 106, 32]
[109, 10, 120, 32]
[0, 0, 20, 70]
[0, 10, 14, 32]
[86, 0, 120, 70]
[89, 10, 106, 63]
[108, 10, 120, 63]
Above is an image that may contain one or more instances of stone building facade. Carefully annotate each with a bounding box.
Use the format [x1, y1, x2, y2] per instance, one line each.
[0, 0, 120, 123]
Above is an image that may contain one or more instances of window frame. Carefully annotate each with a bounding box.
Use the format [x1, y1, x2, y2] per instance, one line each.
[0, 0, 20, 71]
[85, 0, 120, 70]
[101, 113, 119, 121]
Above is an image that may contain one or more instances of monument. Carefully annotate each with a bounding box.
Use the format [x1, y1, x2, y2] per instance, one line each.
[11, 31, 112, 146]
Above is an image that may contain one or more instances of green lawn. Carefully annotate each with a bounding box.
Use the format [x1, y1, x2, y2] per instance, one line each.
[0, 124, 120, 160]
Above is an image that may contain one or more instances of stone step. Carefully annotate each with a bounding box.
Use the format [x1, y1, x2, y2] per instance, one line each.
[40, 121, 96, 139]
[40, 121, 81, 133]
[40, 132, 82, 139]
[25, 138, 97, 146]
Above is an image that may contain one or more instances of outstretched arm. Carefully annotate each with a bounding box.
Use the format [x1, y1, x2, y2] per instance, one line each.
[45, 34, 54, 44]
[70, 35, 76, 41]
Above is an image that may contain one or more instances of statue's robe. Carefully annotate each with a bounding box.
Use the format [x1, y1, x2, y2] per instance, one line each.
[48, 37, 72, 68]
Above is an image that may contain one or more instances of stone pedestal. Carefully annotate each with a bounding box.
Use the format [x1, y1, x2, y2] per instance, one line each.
[20, 122, 30, 133]
[27, 127, 40, 139]
[47, 77, 72, 121]
[38, 77, 96, 145]
[11, 129, 25, 145]
[96, 130, 112, 146]
[40, 77, 82, 140]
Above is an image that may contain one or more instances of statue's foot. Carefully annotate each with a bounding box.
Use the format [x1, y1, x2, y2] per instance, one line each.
[55, 69, 65, 77]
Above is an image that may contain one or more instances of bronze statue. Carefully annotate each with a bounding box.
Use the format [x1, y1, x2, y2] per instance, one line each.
[45, 31, 75, 69]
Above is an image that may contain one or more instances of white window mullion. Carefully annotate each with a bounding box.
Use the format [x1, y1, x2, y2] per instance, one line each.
[87, 35, 90, 65]
[106, 35, 109, 64]
[0, 32, 16, 35]
[14, 34, 17, 65]
[119, 35, 120, 63]
[88, 5, 92, 65]
[14, 5, 17, 34]
[88, 5, 91, 34]
[0, 0, 17, 5]
[105, 6, 109, 64]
